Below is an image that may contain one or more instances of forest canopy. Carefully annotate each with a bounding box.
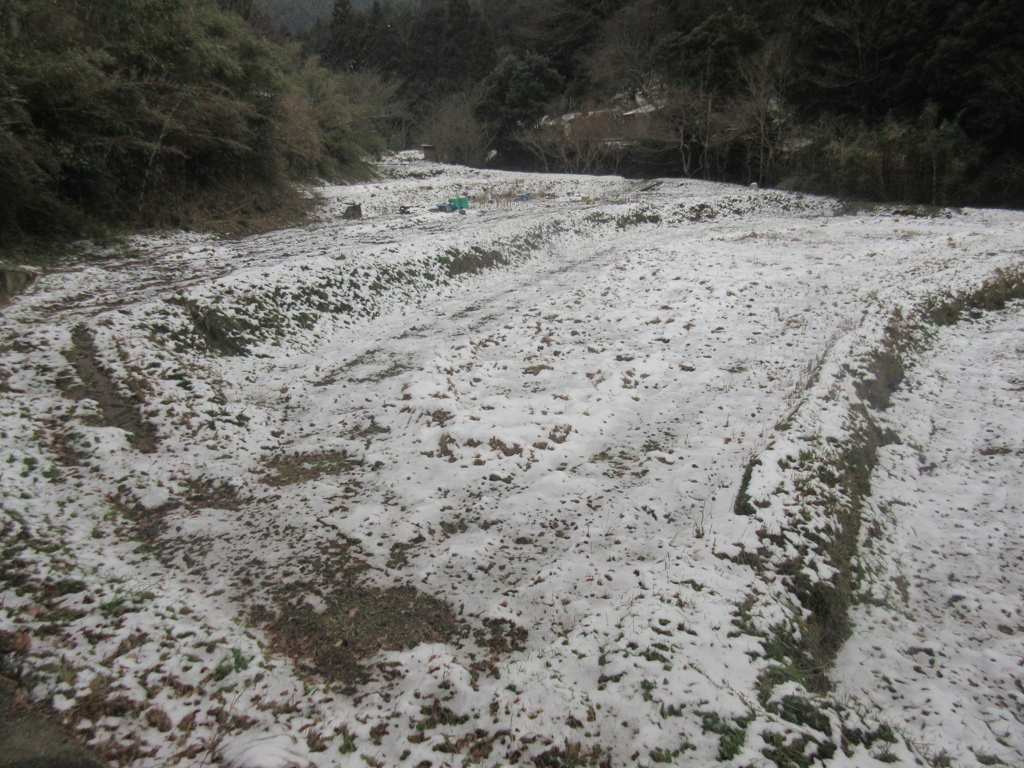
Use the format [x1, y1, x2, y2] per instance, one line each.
[315, 0, 1024, 207]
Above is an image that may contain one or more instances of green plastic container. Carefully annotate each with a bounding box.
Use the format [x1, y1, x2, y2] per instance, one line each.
[448, 197, 470, 210]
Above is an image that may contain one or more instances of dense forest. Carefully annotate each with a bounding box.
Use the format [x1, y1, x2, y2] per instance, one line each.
[314, 0, 1024, 207]
[2, 0, 1022, 248]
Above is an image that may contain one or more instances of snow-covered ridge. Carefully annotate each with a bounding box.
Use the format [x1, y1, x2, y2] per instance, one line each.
[137, 174, 833, 359]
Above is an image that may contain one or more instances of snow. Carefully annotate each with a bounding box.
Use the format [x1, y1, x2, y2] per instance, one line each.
[219, 729, 311, 768]
[835, 308, 1024, 767]
[1, 150, 1023, 767]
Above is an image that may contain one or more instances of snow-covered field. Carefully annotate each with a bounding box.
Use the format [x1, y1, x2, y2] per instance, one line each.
[1, 152, 1022, 768]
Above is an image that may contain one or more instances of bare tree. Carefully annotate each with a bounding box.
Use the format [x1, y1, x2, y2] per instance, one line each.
[518, 119, 559, 173]
[655, 81, 728, 179]
[519, 107, 654, 175]
[421, 92, 494, 166]
[586, 0, 669, 100]
[731, 37, 794, 184]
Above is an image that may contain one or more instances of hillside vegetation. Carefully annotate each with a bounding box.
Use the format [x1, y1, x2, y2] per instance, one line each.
[254, 0, 335, 30]
[0, 0, 393, 245]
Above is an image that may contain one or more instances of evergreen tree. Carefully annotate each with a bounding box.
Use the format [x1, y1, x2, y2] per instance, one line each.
[790, 0, 905, 120]
[363, 0, 402, 73]
[403, 0, 448, 96]
[657, 9, 762, 93]
[326, 0, 366, 69]
[477, 53, 564, 153]
[906, 0, 1024, 151]
[440, 0, 495, 84]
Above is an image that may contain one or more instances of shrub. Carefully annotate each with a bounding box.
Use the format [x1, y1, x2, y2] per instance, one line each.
[783, 105, 974, 206]
[0, 0, 389, 245]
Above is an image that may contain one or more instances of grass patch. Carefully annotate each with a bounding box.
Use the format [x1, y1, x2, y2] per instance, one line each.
[213, 647, 252, 681]
[438, 247, 510, 277]
[532, 742, 609, 768]
[166, 298, 264, 357]
[733, 458, 762, 516]
[615, 207, 661, 229]
[700, 712, 753, 761]
[762, 731, 836, 768]
[922, 266, 1024, 326]
[261, 449, 362, 487]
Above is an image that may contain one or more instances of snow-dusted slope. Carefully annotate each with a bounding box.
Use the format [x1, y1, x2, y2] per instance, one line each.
[1, 152, 1022, 767]
[835, 308, 1024, 766]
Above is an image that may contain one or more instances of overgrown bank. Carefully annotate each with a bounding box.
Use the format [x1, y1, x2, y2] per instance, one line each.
[143, 218, 577, 357]
[727, 265, 1024, 759]
[0, 0, 394, 248]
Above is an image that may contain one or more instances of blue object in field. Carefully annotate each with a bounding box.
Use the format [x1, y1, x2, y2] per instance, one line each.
[437, 203, 457, 212]
[516, 193, 532, 201]
[448, 197, 470, 209]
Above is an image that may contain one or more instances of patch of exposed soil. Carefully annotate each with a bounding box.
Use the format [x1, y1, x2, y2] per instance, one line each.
[107, 489, 176, 544]
[386, 535, 425, 570]
[105, 480, 244, 562]
[182, 478, 246, 510]
[475, 617, 529, 654]
[264, 584, 467, 689]
[0, 669, 103, 768]
[254, 548, 528, 692]
[250, 539, 467, 689]
[59, 326, 157, 453]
